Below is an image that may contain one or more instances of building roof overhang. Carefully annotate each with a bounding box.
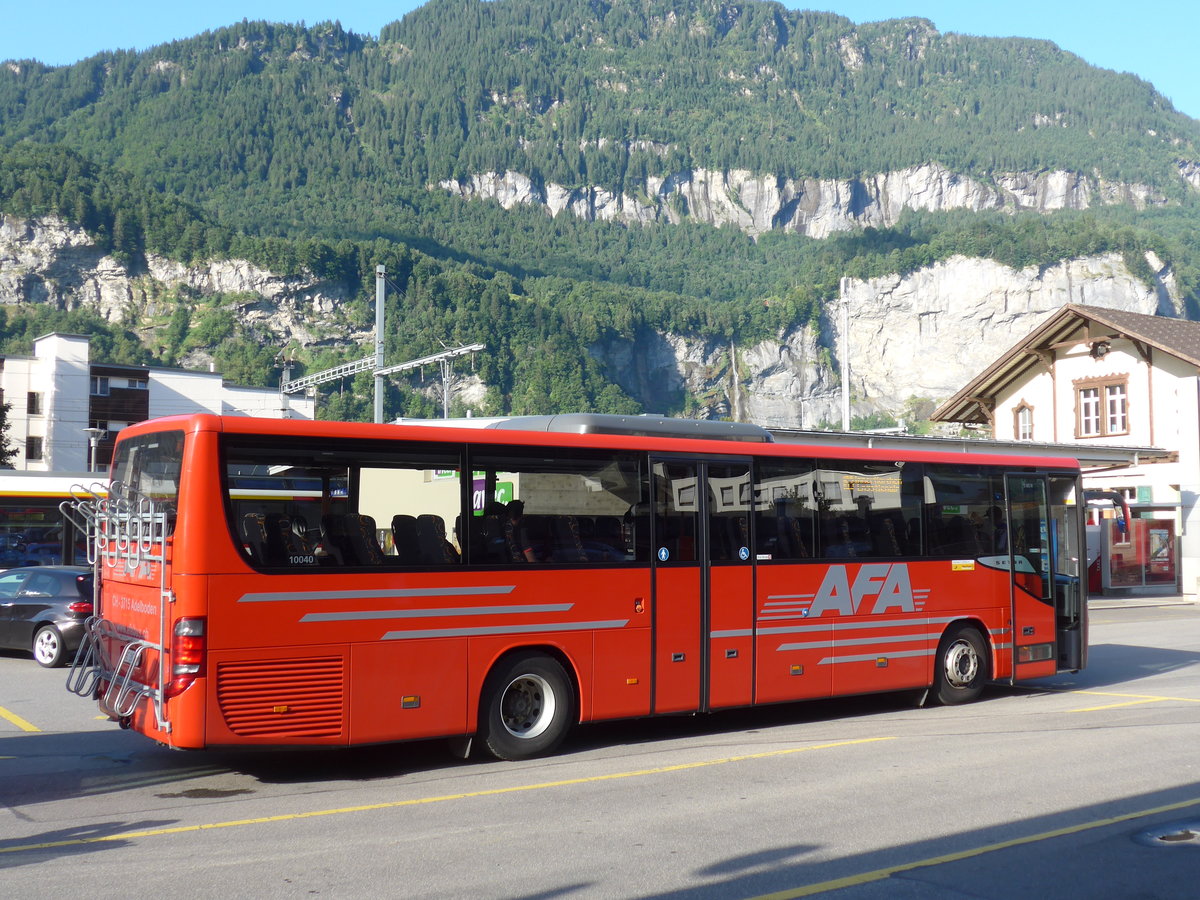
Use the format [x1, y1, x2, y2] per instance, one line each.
[931, 304, 1200, 425]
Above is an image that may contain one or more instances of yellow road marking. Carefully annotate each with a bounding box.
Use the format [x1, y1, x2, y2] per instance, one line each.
[1073, 698, 1167, 712]
[1069, 689, 1200, 712]
[0, 736, 892, 855]
[750, 795, 1200, 899]
[0, 705, 40, 733]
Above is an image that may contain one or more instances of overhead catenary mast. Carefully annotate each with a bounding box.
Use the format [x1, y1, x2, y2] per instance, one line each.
[278, 265, 484, 422]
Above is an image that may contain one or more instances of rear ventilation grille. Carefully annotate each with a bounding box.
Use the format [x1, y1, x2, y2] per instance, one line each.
[216, 657, 345, 738]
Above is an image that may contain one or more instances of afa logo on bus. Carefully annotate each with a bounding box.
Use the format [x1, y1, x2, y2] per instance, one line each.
[804, 563, 930, 617]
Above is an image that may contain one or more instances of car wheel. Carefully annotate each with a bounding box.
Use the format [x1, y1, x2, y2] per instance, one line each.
[33, 625, 67, 668]
[934, 625, 988, 705]
[478, 653, 574, 761]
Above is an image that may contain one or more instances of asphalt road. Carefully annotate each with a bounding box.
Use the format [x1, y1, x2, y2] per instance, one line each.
[2, 602, 1199, 899]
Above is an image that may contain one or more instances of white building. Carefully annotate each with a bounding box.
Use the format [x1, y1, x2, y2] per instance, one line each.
[934, 304, 1200, 600]
[1, 332, 313, 472]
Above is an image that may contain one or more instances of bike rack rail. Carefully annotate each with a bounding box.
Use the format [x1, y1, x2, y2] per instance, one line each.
[61, 481, 173, 732]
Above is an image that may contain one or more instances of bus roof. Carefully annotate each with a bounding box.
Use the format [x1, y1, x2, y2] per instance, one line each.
[116, 413, 1082, 471]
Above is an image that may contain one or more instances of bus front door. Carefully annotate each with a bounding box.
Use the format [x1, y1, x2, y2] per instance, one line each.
[1005, 474, 1059, 680]
[1049, 474, 1087, 672]
[651, 458, 755, 713]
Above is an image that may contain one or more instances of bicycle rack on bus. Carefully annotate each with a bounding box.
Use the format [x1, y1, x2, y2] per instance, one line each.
[61, 481, 173, 732]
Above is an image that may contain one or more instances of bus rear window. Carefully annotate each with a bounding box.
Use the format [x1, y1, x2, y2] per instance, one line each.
[110, 431, 184, 504]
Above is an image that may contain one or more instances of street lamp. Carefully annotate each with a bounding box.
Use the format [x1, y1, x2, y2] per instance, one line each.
[83, 427, 105, 473]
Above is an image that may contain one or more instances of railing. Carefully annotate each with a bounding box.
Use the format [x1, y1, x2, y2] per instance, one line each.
[60, 481, 173, 732]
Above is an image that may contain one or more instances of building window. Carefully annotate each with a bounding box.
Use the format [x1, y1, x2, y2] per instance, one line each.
[90, 376, 110, 396]
[127, 378, 148, 390]
[1078, 388, 1101, 436]
[1106, 383, 1127, 434]
[25, 436, 44, 461]
[1014, 402, 1034, 441]
[27, 392, 43, 415]
[1074, 376, 1129, 438]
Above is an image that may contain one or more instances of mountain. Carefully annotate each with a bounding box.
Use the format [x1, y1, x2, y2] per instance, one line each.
[2, 0, 1199, 427]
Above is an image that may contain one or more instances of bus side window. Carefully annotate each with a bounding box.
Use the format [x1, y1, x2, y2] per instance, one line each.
[754, 461, 815, 561]
[469, 449, 646, 565]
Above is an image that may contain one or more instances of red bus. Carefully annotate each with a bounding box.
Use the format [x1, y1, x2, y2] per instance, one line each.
[64, 413, 1086, 760]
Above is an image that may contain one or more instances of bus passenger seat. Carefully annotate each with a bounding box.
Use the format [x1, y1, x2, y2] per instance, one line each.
[240, 513, 268, 562]
[391, 515, 422, 565]
[343, 514, 386, 565]
[552, 515, 587, 563]
[265, 513, 310, 564]
[417, 514, 459, 565]
[595, 516, 624, 554]
[319, 514, 349, 565]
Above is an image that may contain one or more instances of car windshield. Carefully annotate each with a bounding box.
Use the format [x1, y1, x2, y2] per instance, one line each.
[74, 574, 93, 598]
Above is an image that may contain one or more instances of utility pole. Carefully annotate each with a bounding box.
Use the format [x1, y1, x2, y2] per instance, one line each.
[374, 264, 386, 424]
[840, 278, 851, 431]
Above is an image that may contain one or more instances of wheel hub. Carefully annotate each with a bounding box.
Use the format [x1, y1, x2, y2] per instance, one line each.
[944, 639, 979, 687]
[500, 675, 554, 738]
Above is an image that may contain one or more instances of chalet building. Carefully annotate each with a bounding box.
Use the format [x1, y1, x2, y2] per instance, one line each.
[1, 332, 313, 472]
[933, 304, 1200, 600]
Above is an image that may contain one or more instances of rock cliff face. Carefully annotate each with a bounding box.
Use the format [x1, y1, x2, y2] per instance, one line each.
[441, 163, 1171, 238]
[0, 215, 1180, 426]
[0, 214, 364, 353]
[589, 253, 1176, 427]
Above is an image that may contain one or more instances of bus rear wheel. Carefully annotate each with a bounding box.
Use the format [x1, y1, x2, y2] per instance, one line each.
[934, 626, 988, 705]
[479, 653, 574, 761]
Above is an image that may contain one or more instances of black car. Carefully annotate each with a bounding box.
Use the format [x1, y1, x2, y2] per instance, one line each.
[0, 566, 94, 667]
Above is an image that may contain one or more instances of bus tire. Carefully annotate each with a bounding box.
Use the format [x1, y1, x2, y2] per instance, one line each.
[479, 652, 574, 761]
[934, 625, 988, 705]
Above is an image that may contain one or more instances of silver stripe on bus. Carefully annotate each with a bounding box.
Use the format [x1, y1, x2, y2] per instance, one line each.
[771, 639, 834, 650]
[382, 619, 629, 641]
[778, 632, 943, 652]
[238, 585, 517, 603]
[715, 619, 969, 643]
[820, 649, 936, 665]
[756, 623, 836, 636]
[831, 616, 961, 631]
[301, 603, 572, 623]
[757, 616, 962, 636]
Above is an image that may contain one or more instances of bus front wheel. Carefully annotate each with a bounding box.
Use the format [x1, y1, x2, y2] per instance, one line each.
[479, 653, 574, 761]
[934, 626, 988, 705]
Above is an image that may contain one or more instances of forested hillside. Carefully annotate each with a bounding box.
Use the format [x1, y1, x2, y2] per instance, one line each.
[2, 0, 1200, 422]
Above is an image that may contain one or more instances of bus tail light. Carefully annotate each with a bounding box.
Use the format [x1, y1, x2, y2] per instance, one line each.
[166, 617, 206, 698]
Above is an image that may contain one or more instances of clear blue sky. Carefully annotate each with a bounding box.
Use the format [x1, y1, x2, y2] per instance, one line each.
[2, 1, 1196, 121]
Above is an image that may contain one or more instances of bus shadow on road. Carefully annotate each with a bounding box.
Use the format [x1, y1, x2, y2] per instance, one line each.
[0, 728, 235, 809]
[630, 782, 1200, 900]
[1011, 642, 1200, 693]
[0, 819, 177, 868]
